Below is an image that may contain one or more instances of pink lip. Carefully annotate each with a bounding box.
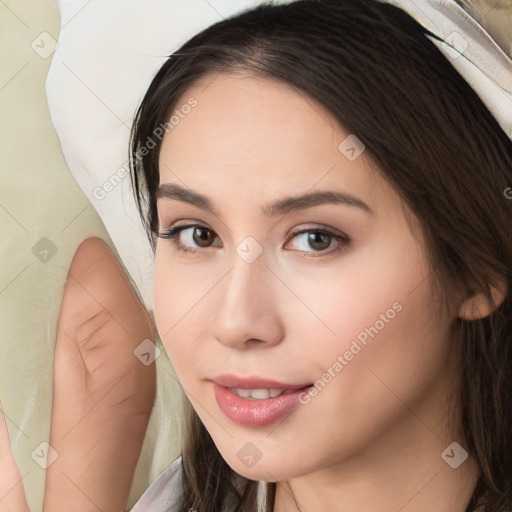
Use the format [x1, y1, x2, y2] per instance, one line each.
[209, 374, 312, 427]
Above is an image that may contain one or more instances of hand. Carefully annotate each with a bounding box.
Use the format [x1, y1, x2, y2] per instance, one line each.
[43, 237, 156, 512]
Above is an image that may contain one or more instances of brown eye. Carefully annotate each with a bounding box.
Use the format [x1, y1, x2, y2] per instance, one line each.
[286, 226, 349, 256]
[307, 231, 332, 251]
[192, 227, 216, 247]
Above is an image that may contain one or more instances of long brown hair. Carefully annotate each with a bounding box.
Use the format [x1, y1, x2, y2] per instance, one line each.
[129, 1, 512, 510]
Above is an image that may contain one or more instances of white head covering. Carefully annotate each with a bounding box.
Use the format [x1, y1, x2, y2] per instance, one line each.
[382, 0, 512, 140]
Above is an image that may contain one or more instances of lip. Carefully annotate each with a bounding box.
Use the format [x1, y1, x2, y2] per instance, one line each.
[209, 374, 312, 427]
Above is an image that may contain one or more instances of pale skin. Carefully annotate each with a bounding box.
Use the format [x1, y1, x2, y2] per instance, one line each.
[0, 72, 505, 511]
[154, 72, 504, 511]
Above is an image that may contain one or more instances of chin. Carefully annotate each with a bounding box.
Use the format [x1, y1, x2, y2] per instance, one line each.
[220, 449, 306, 483]
[230, 463, 285, 482]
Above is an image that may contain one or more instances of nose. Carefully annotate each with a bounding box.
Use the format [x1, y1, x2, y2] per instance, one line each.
[210, 251, 285, 350]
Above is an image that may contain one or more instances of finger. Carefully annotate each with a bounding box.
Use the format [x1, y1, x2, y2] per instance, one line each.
[0, 406, 30, 512]
[44, 237, 156, 512]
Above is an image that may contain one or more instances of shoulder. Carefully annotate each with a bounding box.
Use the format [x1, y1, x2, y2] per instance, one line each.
[130, 456, 183, 512]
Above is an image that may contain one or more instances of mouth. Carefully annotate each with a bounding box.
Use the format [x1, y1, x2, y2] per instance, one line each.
[209, 374, 313, 427]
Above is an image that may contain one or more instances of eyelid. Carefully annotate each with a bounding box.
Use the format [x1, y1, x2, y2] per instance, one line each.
[158, 219, 214, 236]
[286, 223, 350, 241]
[158, 222, 220, 242]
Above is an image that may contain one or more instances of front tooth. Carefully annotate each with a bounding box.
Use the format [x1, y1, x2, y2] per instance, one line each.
[250, 389, 271, 399]
[230, 388, 287, 399]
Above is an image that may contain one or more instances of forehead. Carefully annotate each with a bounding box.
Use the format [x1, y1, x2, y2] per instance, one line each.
[157, 72, 389, 214]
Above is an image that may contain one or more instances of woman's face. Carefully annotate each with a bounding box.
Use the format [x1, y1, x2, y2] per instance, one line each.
[154, 72, 461, 482]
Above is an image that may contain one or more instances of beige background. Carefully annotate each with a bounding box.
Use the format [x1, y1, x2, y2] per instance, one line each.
[0, 1, 181, 510]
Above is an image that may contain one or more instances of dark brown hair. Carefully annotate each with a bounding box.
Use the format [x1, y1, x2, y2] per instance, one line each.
[129, 1, 512, 510]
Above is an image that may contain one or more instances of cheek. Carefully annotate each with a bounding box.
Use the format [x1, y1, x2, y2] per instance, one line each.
[153, 249, 219, 384]
[153, 252, 194, 362]
[283, 232, 446, 382]
[297, 254, 453, 428]
[280, 238, 425, 348]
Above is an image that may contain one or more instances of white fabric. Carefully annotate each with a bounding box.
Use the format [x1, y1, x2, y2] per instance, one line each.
[130, 456, 182, 511]
[384, 0, 512, 140]
[130, 455, 241, 512]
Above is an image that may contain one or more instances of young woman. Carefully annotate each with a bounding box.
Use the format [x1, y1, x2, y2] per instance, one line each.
[128, 0, 512, 511]
[2, 1, 510, 511]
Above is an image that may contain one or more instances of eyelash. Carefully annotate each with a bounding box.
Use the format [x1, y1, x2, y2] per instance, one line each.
[158, 223, 350, 257]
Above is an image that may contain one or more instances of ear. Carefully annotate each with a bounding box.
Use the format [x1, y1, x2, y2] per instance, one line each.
[458, 276, 508, 321]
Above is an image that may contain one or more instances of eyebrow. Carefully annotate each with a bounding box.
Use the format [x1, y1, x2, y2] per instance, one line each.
[156, 183, 375, 216]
